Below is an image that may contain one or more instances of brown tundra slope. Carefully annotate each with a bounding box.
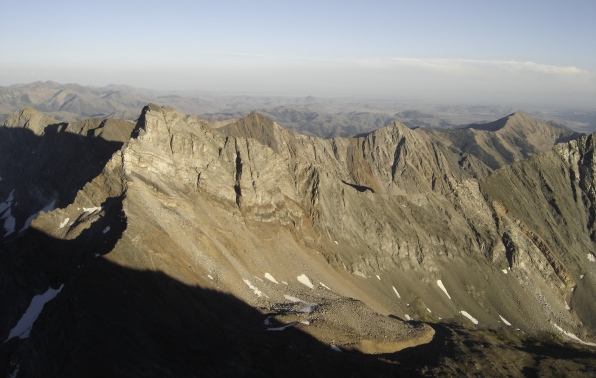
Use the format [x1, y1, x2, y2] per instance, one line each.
[1, 105, 595, 377]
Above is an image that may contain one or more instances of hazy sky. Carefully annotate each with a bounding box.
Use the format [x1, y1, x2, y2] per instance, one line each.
[0, 0, 594, 107]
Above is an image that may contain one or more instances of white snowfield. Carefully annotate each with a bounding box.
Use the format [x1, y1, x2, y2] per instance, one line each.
[1, 190, 16, 237]
[1, 211, 16, 237]
[437, 280, 452, 299]
[297, 302, 318, 314]
[588, 253, 595, 263]
[297, 274, 314, 289]
[460, 311, 479, 325]
[102, 226, 111, 234]
[330, 345, 342, 352]
[283, 294, 302, 303]
[281, 294, 317, 313]
[319, 282, 331, 290]
[499, 315, 512, 326]
[392, 286, 401, 299]
[266, 322, 298, 332]
[59, 218, 70, 229]
[5, 284, 64, 342]
[8, 364, 19, 378]
[83, 206, 102, 214]
[243, 279, 265, 297]
[553, 324, 596, 347]
[264, 272, 279, 284]
[0, 190, 14, 214]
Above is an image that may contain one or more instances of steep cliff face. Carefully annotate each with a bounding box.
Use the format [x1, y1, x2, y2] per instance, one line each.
[1, 105, 595, 376]
[481, 134, 596, 330]
[112, 104, 596, 337]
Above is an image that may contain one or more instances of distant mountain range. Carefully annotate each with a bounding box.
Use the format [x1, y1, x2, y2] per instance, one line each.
[2, 81, 595, 138]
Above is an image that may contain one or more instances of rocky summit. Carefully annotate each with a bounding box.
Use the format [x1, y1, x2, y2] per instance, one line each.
[1, 104, 595, 377]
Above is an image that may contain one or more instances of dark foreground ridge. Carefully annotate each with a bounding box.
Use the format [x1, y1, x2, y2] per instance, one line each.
[2, 222, 595, 377]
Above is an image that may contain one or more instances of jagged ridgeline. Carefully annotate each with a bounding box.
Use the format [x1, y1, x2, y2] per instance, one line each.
[1, 105, 595, 376]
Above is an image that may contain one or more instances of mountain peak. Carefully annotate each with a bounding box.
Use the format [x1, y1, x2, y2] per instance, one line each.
[217, 112, 283, 152]
[3, 106, 59, 135]
[467, 111, 539, 132]
[507, 111, 531, 121]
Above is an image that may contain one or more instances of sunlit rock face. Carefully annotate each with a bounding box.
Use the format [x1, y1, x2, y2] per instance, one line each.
[1, 105, 595, 377]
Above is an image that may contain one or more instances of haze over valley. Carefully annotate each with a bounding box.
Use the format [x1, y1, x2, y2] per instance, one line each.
[1, 1, 596, 376]
[2, 81, 595, 138]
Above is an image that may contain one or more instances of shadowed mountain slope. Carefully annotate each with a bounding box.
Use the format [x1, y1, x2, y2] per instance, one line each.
[0, 108, 134, 241]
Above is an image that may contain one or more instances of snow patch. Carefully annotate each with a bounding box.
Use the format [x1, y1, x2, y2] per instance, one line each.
[8, 364, 21, 378]
[267, 322, 298, 331]
[460, 311, 478, 325]
[392, 286, 401, 299]
[1, 190, 16, 237]
[297, 274, 314, 289]
[499, 315, 512, 326]
[207, 275, 214, 280]
[243, 279, 265, 297]
[83, 206, 102, 214]
[102, 226, 110, 234]
[59, 218, 70, 229]
[8, 364, 19, 378]
[282, 281, 288, 285]
[588, 253, 595, 262]
[502, 269, 508, 274]
[437, 280, 452, 299]
[264, 273, 278, 284]
[427, 308, 432, 313]
[5, 284, 64, 342]
[405, 314, 412, 321]
[298, 303, 318, 314]
[553, 324, 596, 346]
[94, 253, 100, 258]
[580, 274, 584, 279]
[284, 295, 302, 303]
[376, 275, 381, 280]
[2, 212, 16, 237]
[319, 282, 331, 290]
[331, 345, 342, 352]
[566, 302, 571, 310]
[0, 190, 14, 214]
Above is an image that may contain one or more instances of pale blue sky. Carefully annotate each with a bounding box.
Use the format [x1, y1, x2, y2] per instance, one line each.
[0, 0, 594, 106]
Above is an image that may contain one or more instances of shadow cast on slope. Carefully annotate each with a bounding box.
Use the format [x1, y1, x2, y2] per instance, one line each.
[0, 194, 414, 378]
[0, 125, 130, 242]
[1, 199, 595, 378]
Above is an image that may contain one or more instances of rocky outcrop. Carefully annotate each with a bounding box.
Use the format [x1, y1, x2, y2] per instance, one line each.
[1, 105, 595, 376]
[117, 105, 596, 338]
